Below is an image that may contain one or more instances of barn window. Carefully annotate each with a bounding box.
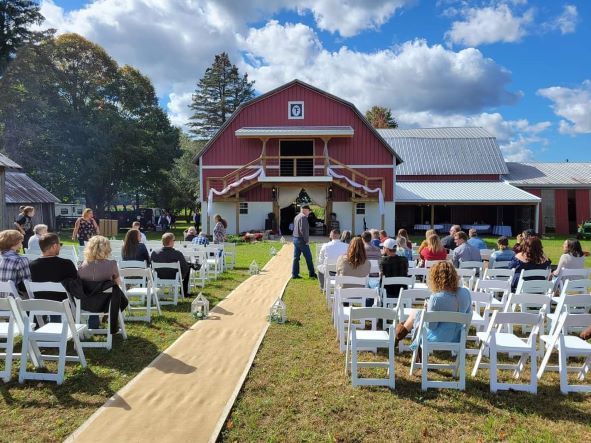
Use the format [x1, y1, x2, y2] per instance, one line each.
[239, 202, 248, 214]
[356, 203, 365, 215]
[60, 208, 68, 215]
[288, 101, 304, 119]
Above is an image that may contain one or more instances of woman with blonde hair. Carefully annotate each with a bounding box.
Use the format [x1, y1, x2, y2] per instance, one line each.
[336, 237, 370, 280]
[72, 208, 100, 246]
[396, 261, 472, 344]
[419, 234, 448, 266]
[418, 229, 436, 255]
[77, 236, 123, 329]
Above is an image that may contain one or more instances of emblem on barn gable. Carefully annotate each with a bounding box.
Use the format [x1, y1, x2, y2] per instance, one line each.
[288, 101, 304, 119]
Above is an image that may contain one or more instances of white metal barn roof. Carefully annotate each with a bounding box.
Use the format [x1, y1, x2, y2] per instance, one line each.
[395, 181, 541, 204]
[505, 162, 591, 187]
[378, 127, 508, 176]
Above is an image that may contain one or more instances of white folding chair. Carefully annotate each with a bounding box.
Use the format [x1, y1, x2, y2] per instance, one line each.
[224, 242, 236, 269]
[189, 250, 208, 290]
[0, 282, 26, 382]
[467, 290, 494, 355]
[472, 310, 544, 393]
[395, 288, 431, 352]
[480, 249, 493, 261]
[548, 294, 591, 336]
[152, 262, 184, 305]
[336, 287, 378, 353]
[323, 256, 339, 307]
[553, 269, 591, 295]
[332, 275, 367, 328]
[503, 292, 552, 338]
[456, 268, 476, 290]
[459, 260, 484, 277]
[121, 267, 161, 322]
[483, 268, 515, 282]
[474, 279, 511, 310]
[10, 298, 87, 385]
[425, 260, 445, 269]
[345, 307, 396, 389]
[515, 268, 551, 293]
[205, 246, 223, 279]
[380, 277, 414, 309]
[119, 260, 148, 269]
[408, 267, 429, 289]
[538, 312, 591, 394]
[492, 260, 511, 269]
[72, 287, 127, 350]
[410, 311, 472, 390]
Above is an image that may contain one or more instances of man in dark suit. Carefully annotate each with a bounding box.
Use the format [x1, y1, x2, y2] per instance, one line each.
[151, 233, 191, 297]
[441, 224, 461, 251]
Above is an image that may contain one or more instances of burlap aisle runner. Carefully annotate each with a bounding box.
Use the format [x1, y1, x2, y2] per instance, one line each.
[67, 244, 293, 443]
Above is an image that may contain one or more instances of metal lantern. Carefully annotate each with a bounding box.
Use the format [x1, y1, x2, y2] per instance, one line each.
[280, 236, 286, 244]
[249, 260, 260, 275]
[191, 292, 210, 320]
[269, 246, 277, 257]
[269, 298, 287, 324]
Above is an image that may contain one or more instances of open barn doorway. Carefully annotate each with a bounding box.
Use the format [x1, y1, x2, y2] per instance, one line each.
[280, 140, 314, 176]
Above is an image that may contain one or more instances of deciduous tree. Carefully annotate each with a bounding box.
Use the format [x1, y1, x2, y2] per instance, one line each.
[365, 105, 398, 129]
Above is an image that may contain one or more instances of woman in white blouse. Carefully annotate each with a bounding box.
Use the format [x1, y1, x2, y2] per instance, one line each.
[552, 239, 586, 276]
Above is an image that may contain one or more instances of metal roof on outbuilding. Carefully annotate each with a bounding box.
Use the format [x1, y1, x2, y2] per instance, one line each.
[505, 162, 591, 187]
[396, 181, 540, 203]
[378, 127, 508, 176]
[0, 153, 22, 169]
[5, 172, 60, 204]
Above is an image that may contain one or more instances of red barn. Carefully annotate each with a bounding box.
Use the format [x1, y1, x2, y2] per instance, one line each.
[196, 80, 402, 235]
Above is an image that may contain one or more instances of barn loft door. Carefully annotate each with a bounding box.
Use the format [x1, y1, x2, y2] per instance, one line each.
[280, 140, 313, 177]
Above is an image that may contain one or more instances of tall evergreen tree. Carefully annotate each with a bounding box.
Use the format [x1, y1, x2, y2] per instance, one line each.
[365, 105, 398, 129]
[188, 52, 255, 139]
[0, 0, 45, 76]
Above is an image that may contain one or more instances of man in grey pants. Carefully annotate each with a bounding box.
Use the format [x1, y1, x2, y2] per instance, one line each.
[291, 205, 318, 279]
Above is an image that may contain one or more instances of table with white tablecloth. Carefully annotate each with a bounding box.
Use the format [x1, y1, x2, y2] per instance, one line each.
[462, 224, 491, 233]
[414, 224, 443, 231]
[492, 225, 512, 237]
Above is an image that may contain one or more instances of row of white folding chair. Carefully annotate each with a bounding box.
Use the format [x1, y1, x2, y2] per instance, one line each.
[553, 268, 591, 294]
[23, 281, 127, 351]
[332, 276, 369, 340]
[0, 286, 87, 384]
[336, 287, 380, 353]
[344, 305, 472, 391]
[118, 260, 184, 306]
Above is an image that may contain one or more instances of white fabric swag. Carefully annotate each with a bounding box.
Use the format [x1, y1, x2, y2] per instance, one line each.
[305, 187, 327, 207]
[277, 187, 302, 208]
[327, 167, 385, 215]
[207, 167, 265, 215]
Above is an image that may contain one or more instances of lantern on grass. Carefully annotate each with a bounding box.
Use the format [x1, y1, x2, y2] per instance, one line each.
[249, 260, 260, 275]
[280, 236, 286, 244]
[269, 246, 277, 257]
[269, 298, 287, 324]
[191, 292, 210, 319]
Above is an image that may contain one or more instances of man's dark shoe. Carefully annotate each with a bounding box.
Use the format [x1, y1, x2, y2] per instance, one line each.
[309, 274, 318, 279]
[292, 275, 302, 279]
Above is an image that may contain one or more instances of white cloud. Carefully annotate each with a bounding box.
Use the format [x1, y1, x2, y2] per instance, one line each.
[538, 80, 591, 135]
[396, 111, 551, 161]
[445, 3, 534, 47]
[543, 4, 578, 35]
[241, 22, 520, 114]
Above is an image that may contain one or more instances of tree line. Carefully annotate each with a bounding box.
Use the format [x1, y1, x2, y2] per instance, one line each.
[0, 1, 396, 217]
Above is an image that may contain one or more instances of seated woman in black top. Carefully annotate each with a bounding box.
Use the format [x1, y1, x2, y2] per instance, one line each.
[122, 229, 150, 264]
[508, 236, 551, 292]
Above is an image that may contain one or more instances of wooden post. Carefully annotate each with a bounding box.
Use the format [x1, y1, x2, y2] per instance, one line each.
[351, 195, 356, 235]
[261, 138, 268, 172]
[430, 205, 435, 229]
[235, 199, 240, 235]
[293, 158, 297, 177]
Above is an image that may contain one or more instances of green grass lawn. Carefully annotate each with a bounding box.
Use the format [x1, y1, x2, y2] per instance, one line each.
[0, 241, 273, 442]
[222, 263, 591, 442]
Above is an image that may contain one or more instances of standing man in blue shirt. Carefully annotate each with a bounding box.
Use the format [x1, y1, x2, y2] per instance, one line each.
[291, 205, 318, 280]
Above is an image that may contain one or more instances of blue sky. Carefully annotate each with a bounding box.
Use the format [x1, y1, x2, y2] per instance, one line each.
[43, 1, 590, 162]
